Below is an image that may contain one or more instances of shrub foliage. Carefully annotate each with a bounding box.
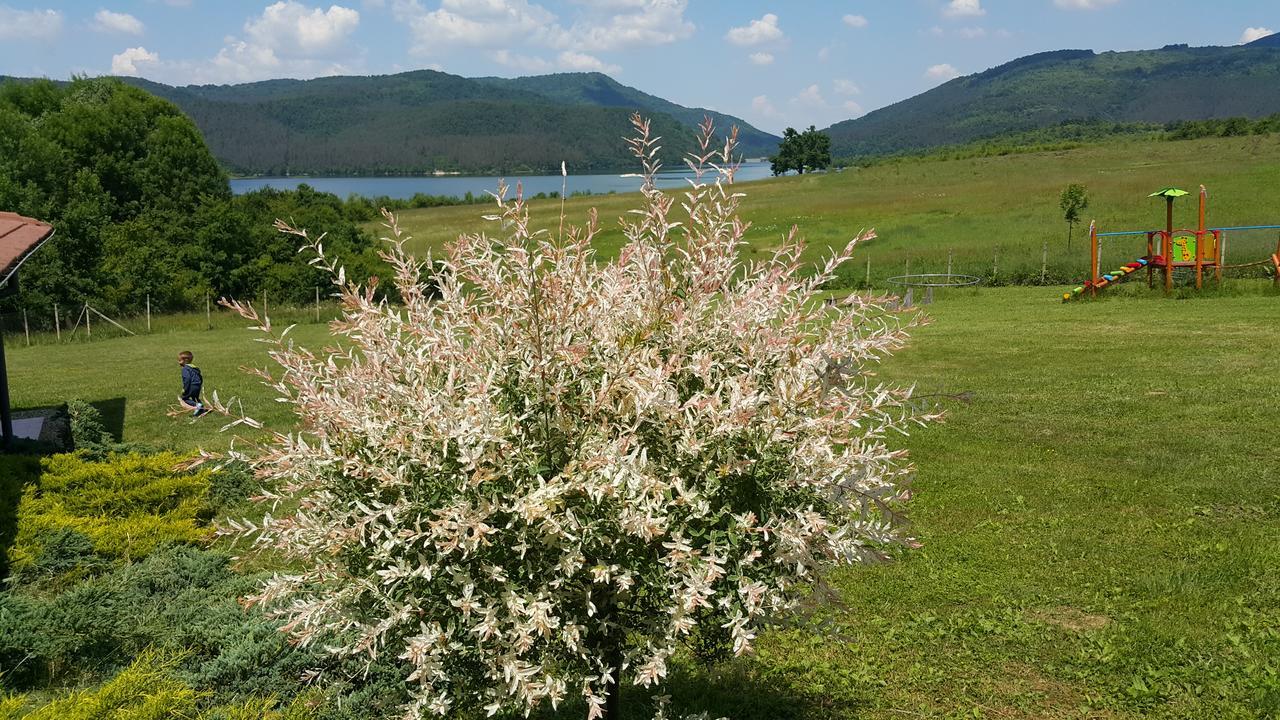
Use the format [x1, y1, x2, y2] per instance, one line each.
[215, 116, 932, 719]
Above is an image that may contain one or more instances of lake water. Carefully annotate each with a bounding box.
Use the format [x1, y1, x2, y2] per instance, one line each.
[229, 161, 777, 200]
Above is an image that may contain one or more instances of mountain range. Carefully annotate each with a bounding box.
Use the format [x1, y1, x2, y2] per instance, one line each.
[115, 71, 779, 177]
[824, 33, 1280, 158]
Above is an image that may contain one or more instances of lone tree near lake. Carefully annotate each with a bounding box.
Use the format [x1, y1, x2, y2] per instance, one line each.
[217, 116, 931, 720]
[770, 125, 832, 176]
[1060, 183, 1090, 251]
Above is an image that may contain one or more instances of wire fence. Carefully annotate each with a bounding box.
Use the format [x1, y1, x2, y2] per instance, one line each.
[0, 290, 345, 348]
[2, 231, 1277, 347]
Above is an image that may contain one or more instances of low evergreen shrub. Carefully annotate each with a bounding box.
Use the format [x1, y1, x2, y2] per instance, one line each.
[8, 452, 212, 576]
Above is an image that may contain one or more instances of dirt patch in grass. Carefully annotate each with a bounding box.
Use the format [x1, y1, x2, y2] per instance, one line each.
[1030, 606, 1110, 633]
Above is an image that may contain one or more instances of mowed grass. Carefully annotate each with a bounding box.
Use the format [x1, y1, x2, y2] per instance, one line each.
[377, 134, 1280, 285]
[6, 285, 1279, 717]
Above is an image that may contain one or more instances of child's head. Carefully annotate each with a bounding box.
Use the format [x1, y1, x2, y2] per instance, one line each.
[178, 350, 193, 365]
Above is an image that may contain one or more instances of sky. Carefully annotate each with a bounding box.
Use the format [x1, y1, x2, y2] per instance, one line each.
[0, 0, 1275, 134]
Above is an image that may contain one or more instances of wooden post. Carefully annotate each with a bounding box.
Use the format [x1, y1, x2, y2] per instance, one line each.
[146, 294, 151, 332]
[1146, 232, 1155, 289]
[1274, 235, 1280, 289]
[865, 258, 871, 288]
[905, 258, 910, 278]
[315, 286, 320, 322]
[1164, 231, 1173, 294]
[54, 303, 60, 342]
[85, 303, 91, 338]
[0, 328, 11, 449]
[205, 292, 211, 330]
[947, 250, 954, 277]
[1089, 222, 1099, 298]
[1214, 231, 1224, 286]
[22, 309, 29, 347]
[1041, 241, 1048, 284]
[992, 247, 999, 282]
[263, 289, 268, 318]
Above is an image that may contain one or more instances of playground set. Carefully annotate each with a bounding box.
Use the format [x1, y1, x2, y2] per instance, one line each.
[1063, 185, 1280, 301]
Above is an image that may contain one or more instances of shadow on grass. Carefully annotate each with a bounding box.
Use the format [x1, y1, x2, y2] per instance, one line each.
[90, 397, 127, 443]
[0, 454, 42, 581]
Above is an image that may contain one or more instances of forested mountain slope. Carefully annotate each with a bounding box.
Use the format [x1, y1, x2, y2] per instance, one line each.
[116, 70, 778, 176]
[473, 72, 779, 158]
[825, 39, 1280, 158]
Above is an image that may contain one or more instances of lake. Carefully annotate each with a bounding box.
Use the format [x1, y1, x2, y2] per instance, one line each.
[229, 161, 778, 200]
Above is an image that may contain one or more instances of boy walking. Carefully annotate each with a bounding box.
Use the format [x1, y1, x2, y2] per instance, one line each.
[178, 350, 207, 417]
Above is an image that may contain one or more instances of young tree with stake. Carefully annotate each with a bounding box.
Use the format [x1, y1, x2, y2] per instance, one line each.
[1060, 183, 1089, 252]
[210, 116, 933, 720]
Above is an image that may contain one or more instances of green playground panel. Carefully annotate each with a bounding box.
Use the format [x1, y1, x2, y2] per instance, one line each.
[1171, 234, 1197, 263]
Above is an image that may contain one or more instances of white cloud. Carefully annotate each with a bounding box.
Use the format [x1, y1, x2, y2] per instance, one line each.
[94, 9, 145, 35]
[397, 0, 551, 51]
[748, 51, 774, 65]
[841, 13, 867, 28]
[494, 49, 553, 73]
[0, 6, 62, 40]
[925, 63, 960, 80]
[1240, 26, 1275, 44]
[792, 83, 825, 107]
[816, 45, 831, 61]
[563, 0, 694, 52]
[110, 2, 365, 84]
[1053, 0, 1119, 8]
[395, 0, 690, 57]
[842, 100, 864, 117]
[556, 49, 620, 73]
[942, 0, 984, 18]
[246, 1, 360, 58]
[833, 78, 860, 95]
[111, 46, 160, 75]
[751, 94, 780, 118]
[957, 26, 986, 39]
[726, 13, 783, 46]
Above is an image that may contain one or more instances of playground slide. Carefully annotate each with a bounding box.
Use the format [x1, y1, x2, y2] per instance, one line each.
[1063, 256, 1155, 302]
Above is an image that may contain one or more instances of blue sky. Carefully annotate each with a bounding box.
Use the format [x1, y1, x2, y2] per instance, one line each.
[0, 1, 1275, 133]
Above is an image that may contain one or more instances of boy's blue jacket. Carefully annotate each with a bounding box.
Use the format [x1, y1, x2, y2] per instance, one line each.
[182, 365, 203, 396]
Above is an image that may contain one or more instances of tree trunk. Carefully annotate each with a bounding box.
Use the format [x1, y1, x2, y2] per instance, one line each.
[1067, 222, 1073, 252]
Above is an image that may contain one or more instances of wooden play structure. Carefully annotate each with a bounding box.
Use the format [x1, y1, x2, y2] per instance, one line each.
[1063, 185, 1280, 301]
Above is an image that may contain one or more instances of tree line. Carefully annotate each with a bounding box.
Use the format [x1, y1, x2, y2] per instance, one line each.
[0, 78, 385, 321]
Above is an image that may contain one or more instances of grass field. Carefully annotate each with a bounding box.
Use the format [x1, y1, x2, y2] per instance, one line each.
[7, 282, 1279, 718]
[375, 134, 1280, 287]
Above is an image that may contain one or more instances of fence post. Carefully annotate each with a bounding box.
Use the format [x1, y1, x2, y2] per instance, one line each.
[947, 250, 953, 277]
[992, 248, 999, 282]
[905, 258, 911, 277]
[315, 286, 320, 322]
[22, 309, 29, 347]
[146, 294, 151, 333]
[263, 289, 268, 318]
[85, 303, 91, 338]
[865, 258, 871, 289]
[205, 292, 211, 331]
[1041, 241, 1048, 284]
[54, 303, 60, 342]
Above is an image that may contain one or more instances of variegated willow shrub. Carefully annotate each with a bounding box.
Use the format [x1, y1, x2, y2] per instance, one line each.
[212, 115, 934, 720]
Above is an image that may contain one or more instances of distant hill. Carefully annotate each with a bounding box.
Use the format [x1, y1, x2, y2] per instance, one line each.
[825, 41, 1280, 158]
[109, 71, 778, 176]
[473, 73, 779, 158]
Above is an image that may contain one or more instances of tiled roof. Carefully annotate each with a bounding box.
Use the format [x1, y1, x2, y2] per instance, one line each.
[0, 211, 54, 286]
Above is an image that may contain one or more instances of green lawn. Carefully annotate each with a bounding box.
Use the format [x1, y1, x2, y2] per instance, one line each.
[376, 134, 1280, 288]
[6, 284, 1279, 718]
